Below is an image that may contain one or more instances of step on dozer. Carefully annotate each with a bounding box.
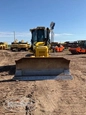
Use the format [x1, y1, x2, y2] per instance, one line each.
[13, 57, 72, 81]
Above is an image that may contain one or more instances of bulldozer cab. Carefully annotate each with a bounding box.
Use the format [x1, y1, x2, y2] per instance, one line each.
[30, 27, 50, 48]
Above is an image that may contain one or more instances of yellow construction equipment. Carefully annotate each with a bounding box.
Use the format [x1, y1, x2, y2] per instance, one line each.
[13, 26, 72, 80]
[10, 39, 30, 51]
[18, 40, 30, 51]
[10, 39, 18, 51]
[0, 42, 8, 50]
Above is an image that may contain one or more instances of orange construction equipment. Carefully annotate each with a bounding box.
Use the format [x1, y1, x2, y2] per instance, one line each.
[51, 42, 64, 52]
[55, 45, 64, 52]
[69, 40, 86, 54]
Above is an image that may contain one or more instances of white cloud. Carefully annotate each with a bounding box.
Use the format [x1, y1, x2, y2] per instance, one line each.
[0, 31, 31, 38]
[55, 33, 73, 37]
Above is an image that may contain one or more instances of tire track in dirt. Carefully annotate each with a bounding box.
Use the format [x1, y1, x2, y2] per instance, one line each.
[33, 80, 61, 115]
[0, 81, 36, 115]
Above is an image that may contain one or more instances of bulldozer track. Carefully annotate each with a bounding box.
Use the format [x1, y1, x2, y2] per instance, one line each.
[44, 81, 56, 109]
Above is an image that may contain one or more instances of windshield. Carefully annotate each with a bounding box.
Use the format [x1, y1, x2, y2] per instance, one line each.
[31, 29, 45, 43]
[37, 29, 45, 42]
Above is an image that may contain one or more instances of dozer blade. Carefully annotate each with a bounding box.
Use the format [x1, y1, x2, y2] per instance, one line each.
[13, 57, 72, 81]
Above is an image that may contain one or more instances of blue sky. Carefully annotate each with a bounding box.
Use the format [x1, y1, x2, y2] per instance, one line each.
[0, 0, 86, 44]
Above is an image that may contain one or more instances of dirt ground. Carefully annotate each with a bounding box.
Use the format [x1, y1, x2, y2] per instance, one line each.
[0, 50, 86, 115]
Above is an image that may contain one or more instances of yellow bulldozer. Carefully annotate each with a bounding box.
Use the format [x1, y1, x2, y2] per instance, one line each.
[13, 26, 72, 81]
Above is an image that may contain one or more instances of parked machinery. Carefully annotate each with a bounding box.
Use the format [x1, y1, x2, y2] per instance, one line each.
[50, 42, 64, 52]
[69, 40, 86, 54]
[0, 42, 8, 50]
[10, 40, 30, 51]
